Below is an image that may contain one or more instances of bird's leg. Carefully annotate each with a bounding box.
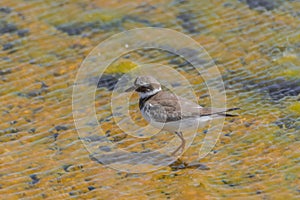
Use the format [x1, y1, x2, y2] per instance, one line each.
[171, 131, 185, 156]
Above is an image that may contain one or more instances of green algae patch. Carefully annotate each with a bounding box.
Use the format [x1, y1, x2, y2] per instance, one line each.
[105, 59, 138, 74]
[81, 10, 122, 23]
[288, 102, 300, 115]
[281, 69, 300, 78]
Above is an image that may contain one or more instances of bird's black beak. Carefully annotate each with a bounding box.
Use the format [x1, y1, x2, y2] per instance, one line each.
[125, 86, 137, 92]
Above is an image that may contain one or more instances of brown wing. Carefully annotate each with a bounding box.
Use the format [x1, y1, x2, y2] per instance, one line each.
[144, 93, 182, 123]
[146, 91, 239, 123]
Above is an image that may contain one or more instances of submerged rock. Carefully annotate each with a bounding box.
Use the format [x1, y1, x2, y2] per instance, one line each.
[56, 19, 125, 36]
[176, 12, 205, 34]
[0, 68, 12, 75]
[88, 74, 120, 91]
[29, 174, 40, 185]
[88, 186, 95, 191]
[235, 77, 300, 101]
[244, 0, 282, 11]
[55, 125, 68, 131]
[274, 117, 300, 130]
[0, 7, 12, 14]
[0, 20, 17, 35]
[2, 43, 14, 51]
[258, 78, 300, 100]
[56, 22, 98, 36]
[17, 29, 29, 37]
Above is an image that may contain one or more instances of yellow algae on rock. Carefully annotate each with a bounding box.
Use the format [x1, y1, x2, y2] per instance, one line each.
[81, 10, 122, 23]
[274, 53, 299, 65]
[288, 102, 300, 114]
[281, 69, 300, 78]
[105, 59, 138, 74]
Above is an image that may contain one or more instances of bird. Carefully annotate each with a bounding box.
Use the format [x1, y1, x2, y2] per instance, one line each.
[125, 76, 239, 155]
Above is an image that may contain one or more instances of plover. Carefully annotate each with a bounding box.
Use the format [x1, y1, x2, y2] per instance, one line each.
[126, 76, 239, 155]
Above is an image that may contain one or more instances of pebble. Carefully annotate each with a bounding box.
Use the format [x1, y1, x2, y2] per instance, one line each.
[28, 128, 36, 133]
[95, 74, 120, 91]
[99, 146, 111, 152]
[57, 22, 87, 36]
[17, 29, 29, 37]
[88, 186, 95, 191]
[245, 0, 280, 11]
[55, 125, 68, 131]
[0, 7, 12, 14]
[256, 190, 262, 194]
[3, 43, 14, 51]
[29, 174, 40, 185]
[0, 20, 17, 34]
[62, 164, 73, 172]
[0, 68, 12, 75]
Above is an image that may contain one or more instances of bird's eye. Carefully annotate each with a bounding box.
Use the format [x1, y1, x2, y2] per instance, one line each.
[136, 86, 150, 92]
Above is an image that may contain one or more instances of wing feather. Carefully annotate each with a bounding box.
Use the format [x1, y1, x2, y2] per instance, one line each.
[144, 91, 239, 123]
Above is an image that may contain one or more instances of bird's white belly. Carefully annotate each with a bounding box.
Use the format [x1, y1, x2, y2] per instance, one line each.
[141, 109, 211, 132]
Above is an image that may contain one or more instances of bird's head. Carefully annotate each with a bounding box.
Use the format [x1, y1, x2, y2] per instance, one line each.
[125, 76, 161, 98]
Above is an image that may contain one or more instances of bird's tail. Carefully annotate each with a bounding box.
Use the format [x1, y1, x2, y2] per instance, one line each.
[217, 107, 240, 117]
[198, 107, 240, 117]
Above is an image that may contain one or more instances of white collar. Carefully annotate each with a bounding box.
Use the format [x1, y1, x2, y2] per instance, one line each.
[138, 88, 161, 99]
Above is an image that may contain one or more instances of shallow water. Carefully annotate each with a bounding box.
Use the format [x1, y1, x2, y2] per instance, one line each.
[0, 0, 300, 199]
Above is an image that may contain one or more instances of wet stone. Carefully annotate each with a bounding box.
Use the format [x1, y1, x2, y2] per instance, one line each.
[10, 120, 17, 125]
[26, 90, 42, 97]
[2, 43, 14, 51]
[53, 133, 58, 140]
[29, 59, 36, 64]
[170, 162, 186, 170]
[98, 21, 123, 31]
[169, 58, 182, 65]
[62, 164, 73, 172]
[99, 146, 111, 152]
[274, 117, 299, 129]
[0, 7, 12, 14]
[5, 127, 19, 133]
[29, 174, 40, 185]
[187, 162, 210, 170]
[88, 186, 95, 191]
[82, 135, 107, 142]
[136, 3, 156, 12]
[177, 13, 193, 22]
[0, 20, 17, 34]
[0, 68, 12, 75]
[248, 174, 255, 178]
[244, 77, 300, 101]
[222, 180, 229, 184]
[176, 48, 200, 58]
[28, 128, 36, 133]
[56, 22, 101, 36]
[105, 130, 111, 137]
[55, 125, 68, 131]
[177, 12, 205, 34]
[171, 0, 187, 6]
[223, 2, 234, 7]
[57, 22, 85, 35]
[69, 191, 76, 196]
[40, 81, 49, 88]
[57, 22, 86, 35]
[17, 29, 29, 37]
[122, 15, 151, 25]
[93, 74, 120, 91]
[245, 0, 282, 11]
[182, 22, 198, 33]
